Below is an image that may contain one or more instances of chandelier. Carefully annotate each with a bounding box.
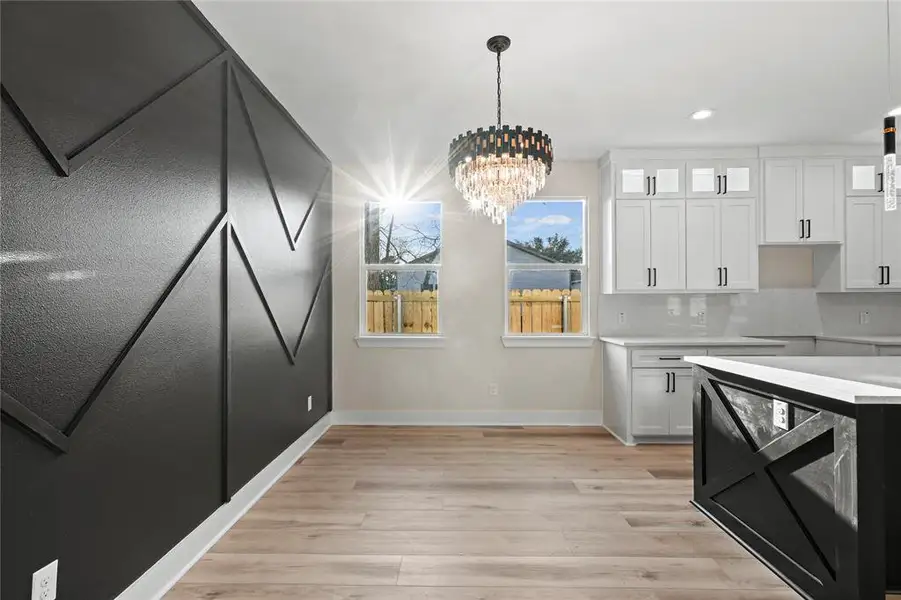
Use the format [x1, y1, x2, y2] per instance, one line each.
[448, 35, 553, 224]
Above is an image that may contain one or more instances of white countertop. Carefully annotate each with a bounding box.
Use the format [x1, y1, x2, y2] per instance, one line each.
[684, 356, 901, 404]
[815, 335, 901, 346]
[599, 336, 785, 347]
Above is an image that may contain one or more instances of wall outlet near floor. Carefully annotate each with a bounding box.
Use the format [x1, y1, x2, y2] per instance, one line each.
[617, 312, 627, 325]
[859, 311, 870, 325]
[696, 311, 707, 325]
[488, 383, 499, 396]
[307, 396, 313, 412]
[32, 559, 57, 600]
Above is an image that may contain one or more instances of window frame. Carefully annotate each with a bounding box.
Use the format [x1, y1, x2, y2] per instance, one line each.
[503, 197, 590, 342]
[358, 200, 444, 343]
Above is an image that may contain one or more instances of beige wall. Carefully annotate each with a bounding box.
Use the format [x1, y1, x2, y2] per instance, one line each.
[331, 161, 602, 416]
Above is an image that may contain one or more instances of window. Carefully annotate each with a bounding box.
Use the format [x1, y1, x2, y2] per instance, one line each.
[505, 199, 587, 337]
[361, 201, 441, 337]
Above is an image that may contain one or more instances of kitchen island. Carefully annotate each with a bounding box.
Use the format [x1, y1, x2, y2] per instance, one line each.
[684, 355, 901, 600]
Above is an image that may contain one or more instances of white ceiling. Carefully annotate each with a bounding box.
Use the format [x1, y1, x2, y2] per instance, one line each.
[197, 0, 901, 164]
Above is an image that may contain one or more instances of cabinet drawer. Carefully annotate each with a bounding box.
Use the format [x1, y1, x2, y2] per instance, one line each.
[631, 348, 706, 368]
[707, 346, 784, 357]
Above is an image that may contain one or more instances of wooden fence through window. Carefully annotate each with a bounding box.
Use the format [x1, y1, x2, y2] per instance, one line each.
[365, 289, 581, 334]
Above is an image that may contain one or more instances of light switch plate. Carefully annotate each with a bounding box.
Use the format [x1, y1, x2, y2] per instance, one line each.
[32, 559, 57, 600]
[773, 400, 789, 430]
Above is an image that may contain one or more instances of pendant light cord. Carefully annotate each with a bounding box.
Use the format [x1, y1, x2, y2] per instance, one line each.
[496, 50, 502, 128]
[889, 0, 894, 107]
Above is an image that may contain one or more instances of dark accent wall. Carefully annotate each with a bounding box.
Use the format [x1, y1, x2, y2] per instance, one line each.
[0, 2, 332, 598]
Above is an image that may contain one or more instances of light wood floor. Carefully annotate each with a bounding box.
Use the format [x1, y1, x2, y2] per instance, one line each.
[166, 426, 893, 600]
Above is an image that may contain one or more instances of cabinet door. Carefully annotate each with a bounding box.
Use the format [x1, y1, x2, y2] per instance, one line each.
[650, 200, 686, 291]
[669, 370, 694, 435]
[844, 197, 882, 289]
[803, 159, 843, 243]
[845, 159, 884, 196]
[631, 370, 671, 436]
[647, 161, 685, 199]
[686, 161, 721, 198]
[615, 200, 652, 290]
[720, 198, 757, 290]
[615, 163, 650, 199]
[720, 160, 758, 198]
[685, 199, 721, 290]
[763, 159, 804, 243]
[882, 205, 901, 288]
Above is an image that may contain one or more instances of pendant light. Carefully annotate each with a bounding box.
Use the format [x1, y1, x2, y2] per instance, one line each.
[448, 36, 554, 224]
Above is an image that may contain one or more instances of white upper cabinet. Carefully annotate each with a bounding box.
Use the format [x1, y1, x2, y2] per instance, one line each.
[685, 199, 720, 290]
[802, 159, 843, 243]
[614, 200, 652, 291]
[650, 200, 686, 291]
[687, 160, 757, 198]
[762, 158, 843, 244]
[615, 161, 685, 199]
[719, 198, 757, 290]
[846, 159, 885, 196]
[845, 197, 882, 288]
[686, 198, 757, 291]
[883, 207, 901, 289]
[763, 159, 803, 243]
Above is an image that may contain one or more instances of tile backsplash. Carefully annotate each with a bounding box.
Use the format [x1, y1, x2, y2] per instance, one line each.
[599, 289, 900, 337]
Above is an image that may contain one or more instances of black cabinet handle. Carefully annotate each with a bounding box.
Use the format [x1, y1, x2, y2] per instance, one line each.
[717, 267, 722, 286]
[652, 176, 657, 196]
[879, 172, 885, 193]
[646, 176, 651, 196]
[805, 219, 811, 239]
[647, 267, 652, 287]
[653, 267, 657, 287]
[888, 265, 892, 285]
[671, 372, 676, 393]
[665, 372, 671, 393]
[723, 174, 728, 194]
[879, 266, 885, 285]
[799, 219, 804, 239]
[716, 175, 722, 194]
[724, 267, 728, 286]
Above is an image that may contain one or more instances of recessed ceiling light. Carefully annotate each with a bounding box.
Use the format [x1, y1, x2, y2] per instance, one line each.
[690, 109, 715, 120]
[889, 105, 901, 117]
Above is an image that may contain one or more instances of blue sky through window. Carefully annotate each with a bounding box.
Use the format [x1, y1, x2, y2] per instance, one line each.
[365, 202, 441, 264]
[506, 200, 584, 253]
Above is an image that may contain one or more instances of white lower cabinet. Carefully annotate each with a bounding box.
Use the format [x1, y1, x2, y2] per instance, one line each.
[631, 368, 694, 437]
[602, 342, 786, 445]
[631, 369, 672, 436]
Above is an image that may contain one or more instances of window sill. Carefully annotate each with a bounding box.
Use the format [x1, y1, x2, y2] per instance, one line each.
[355, 335, 446, 349]
[501, 336, 595, 348]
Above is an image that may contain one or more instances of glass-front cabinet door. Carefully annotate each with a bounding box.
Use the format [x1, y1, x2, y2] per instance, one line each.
[720, 160, 757, 198]
[687, 160, 757, 198]
[616, 161, 685, 199]
[845, 159, 884, 196]
[686, 161, 719, 198]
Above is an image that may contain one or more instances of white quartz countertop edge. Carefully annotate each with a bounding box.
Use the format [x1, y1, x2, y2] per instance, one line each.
[598, 336, 786, 347]
[815, 335, 901, 346]
[684, 356, 901, 404]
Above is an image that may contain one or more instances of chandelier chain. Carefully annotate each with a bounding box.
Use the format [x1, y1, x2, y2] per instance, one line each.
[496, 50, 502, 128]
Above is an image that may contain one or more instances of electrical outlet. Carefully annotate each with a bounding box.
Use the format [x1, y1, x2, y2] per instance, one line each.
[617, 312, 627, 325]
[773, 400, 789, 431]
[860, 311, 870, 325]
[697, 311, 707, 325]
[32, 560, 57, 600]
[488, 383, 499, 396]
[307, 395, 313, 412]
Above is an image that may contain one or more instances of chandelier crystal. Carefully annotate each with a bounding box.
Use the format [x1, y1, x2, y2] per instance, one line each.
[448, 36, 553, 224]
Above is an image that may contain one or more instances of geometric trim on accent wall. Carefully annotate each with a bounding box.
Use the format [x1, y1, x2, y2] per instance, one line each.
[700, 378, 838, 588]
[1, 32, 332, 453]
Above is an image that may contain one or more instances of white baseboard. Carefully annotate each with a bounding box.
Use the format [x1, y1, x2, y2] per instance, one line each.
[331, 410, 602, 426]
[115, 413, 332, 600]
